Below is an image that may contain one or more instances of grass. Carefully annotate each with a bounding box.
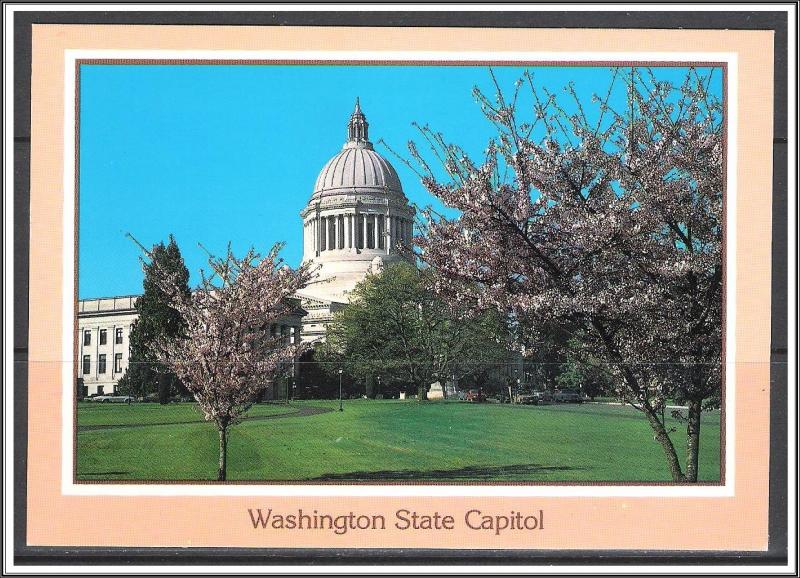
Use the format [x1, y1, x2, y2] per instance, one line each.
[77, 401, 294, 427]
[76, 399, 721, 483]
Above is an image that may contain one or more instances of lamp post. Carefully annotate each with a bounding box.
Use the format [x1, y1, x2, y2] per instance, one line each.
[516, 377, 521, 404]
[376, 375, 381, 398]
[338, 368, 344, 412]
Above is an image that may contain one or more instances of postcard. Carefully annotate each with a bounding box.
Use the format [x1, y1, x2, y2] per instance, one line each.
[9, 7, 793, 572]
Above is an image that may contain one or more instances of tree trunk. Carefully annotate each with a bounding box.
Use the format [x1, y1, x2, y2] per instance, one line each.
[644, 408, 686, 482]
[218, 426, 228, 482]
[685, 399, 703, 482]
[157, 374, 170, 405]
[417, 384, 428, 401]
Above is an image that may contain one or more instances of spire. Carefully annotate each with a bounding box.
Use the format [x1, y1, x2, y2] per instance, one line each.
[347, 97, 369, 143]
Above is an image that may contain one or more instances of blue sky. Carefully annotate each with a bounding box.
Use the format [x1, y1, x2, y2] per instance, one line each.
[78, 64, 722, 298]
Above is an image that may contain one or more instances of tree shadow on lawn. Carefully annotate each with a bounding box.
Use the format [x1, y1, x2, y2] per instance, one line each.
[311, 463, 586, 481]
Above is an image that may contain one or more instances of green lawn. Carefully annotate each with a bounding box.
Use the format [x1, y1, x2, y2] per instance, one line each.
[76, 399, 721, 483]
[77, 401, 294, 427]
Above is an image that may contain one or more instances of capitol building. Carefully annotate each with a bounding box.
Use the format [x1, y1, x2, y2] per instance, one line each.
[296, 99, 415, 342]
[77, 100, 415, 396]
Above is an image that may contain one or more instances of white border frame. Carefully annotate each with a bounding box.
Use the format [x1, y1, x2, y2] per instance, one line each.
[61, 49, 738, 498]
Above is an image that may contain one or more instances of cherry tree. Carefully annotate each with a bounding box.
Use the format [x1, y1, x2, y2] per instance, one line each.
[410, 67, 723, 482]
[134, 239, 315, 481]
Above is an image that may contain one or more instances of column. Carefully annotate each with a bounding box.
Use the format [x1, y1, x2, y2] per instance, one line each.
[339, 215, 345, 249]
[345, 214, 351, 249]
[349, 213, 354, 248]
[334, 216, 339, 249]
[386, 212, 392, 253]
[353, 210, 359, 250]
[110, 325, 116, 385]
[96, 326, 103, 383]
[324, 216, 330, 251]
[362, 214, 368, 250]
[372, 215, 379, 249]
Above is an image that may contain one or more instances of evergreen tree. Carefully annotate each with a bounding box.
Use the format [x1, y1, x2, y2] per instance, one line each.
[118, 236, 190, 403]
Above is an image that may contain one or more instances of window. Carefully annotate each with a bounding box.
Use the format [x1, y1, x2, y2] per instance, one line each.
[114, 353, 123, 373]
[96, 386, 104, 396]
[99, 329, 107, 345]
[83, 329, 91, 346]
[98, 354, 107, 374]
[115, 327, 123, 344]
[82, 355, 91, 375]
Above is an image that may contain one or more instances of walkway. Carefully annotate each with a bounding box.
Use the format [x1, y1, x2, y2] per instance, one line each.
[77, 404, 333, 432]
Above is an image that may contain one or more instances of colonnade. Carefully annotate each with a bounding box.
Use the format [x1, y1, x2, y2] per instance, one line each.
[305, 212, 413, 254]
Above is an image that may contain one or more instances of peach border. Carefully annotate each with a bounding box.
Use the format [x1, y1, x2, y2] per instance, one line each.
[28, 25, 773, 550]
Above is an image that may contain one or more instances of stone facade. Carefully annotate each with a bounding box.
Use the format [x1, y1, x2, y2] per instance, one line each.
[76, 296, 305, 395]
[76, 296, 138, 396]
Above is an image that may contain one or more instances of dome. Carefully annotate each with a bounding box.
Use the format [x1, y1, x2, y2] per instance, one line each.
[311, 144, 403, 199]
[309, 98, 404, 202]
[298, 99, 416, 306]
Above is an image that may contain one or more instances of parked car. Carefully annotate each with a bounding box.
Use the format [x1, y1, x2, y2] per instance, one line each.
[91, 395, 133, 403]
[516, 390, 554, 405]
[532, 390, 554, 405]
[465, 389, 485, 403]
[516, 392, 538, 405]
[553, 389, 583, 403]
